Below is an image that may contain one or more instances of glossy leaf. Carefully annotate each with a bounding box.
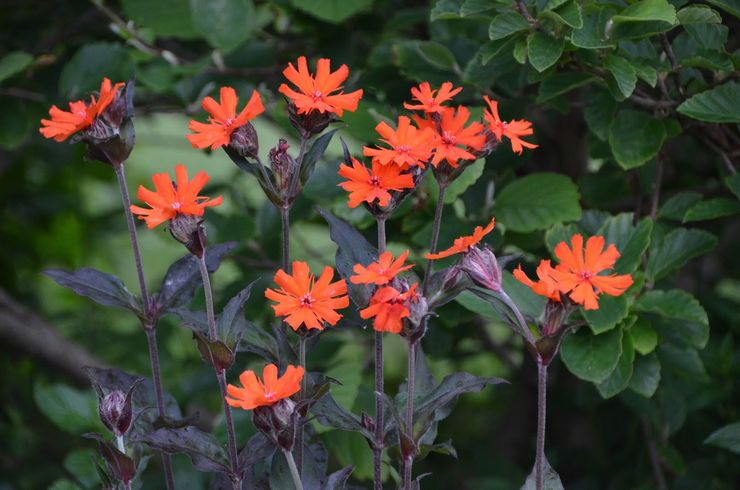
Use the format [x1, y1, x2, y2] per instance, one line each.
[677, 82, 740, 123]
[527, 32, 564, 72]
[561, 327, 623, 383]
[583, 295, 629, 334]
[597, 213, 653, 274]
[683, 197, 740, 222]
[488, 12, 530, 40]
[596, 333, 635, 398]
[646, 228, 717, 281]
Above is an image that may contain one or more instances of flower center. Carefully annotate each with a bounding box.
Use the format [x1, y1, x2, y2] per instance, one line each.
[395, 144, 411, 154]
[579, 270, 593, 281]
[300, 293, 315, 308]
[171, 202, 182, 210]
[441, 131, 457, 146]
[224, 117, 236, 127]
[426, 98, 436, 106]
[369, 175, 381, 187]
[311, 90, 323, 102]
[264, 391, 276, 401]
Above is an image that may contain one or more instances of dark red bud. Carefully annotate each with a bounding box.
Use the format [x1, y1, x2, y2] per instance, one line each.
[228, 122, 259, 159]
[287, 101, 335, 138]
[461, 246, 502, 292]
[99, 390, 132, 437]
[168, 214, 206, 257]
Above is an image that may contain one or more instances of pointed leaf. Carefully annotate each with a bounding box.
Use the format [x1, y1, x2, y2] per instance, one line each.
[488, 12, 530, 40]
[300, 128, 340, 186]
[704, 422, 740, 455]
[646, 228, 717, 281]
[677, 82, 740, 123]
[134, 427, 230, 473]
[520, 456, 564, 489]
[44, 268, 141, 315]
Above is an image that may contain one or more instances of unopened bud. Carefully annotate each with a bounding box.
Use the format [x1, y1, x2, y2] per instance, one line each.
[253, 398, 299, 451]
[99, 390, 133, 437]
[228, 122, 259, 159]
[442, 265, 464, 290]
[461, 246, 502, 292]
[269, 139, 295, 192]
[78, 80, 136, 167]
[471, 128, 499, 159]
[287, 101, 334, 138]
[168, 214, 206, 257]
[542, 299, 569, 337]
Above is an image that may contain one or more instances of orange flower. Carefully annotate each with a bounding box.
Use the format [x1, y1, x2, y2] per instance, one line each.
[427, 107, 486, 167]
[513, 260, 560, 302]
[404, 82, 462, 114]
[265, 261, 349, 331]
[549, 235, 634, 310]
[426, 217, 495, 260]
[483, 96, 538, 155]
[130, 164, 223, 229]
[351, 250, 413, 285]
[360, 283, 418, 334]
[225, 363, 304, 410]
[278, 56, 363, 116]
[337, 157, 415, 208]
[187, 87, 264, 150]
[40, 78, 125, 142]
[363, 116, 435, 169]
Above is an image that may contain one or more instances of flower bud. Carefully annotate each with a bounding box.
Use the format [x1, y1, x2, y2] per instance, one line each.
[269, 139, 296, 192]
[168, 214, 206, 257]
[228, 122, 259, 160]
[471, 128, 499, 159]
[77, 80, 136, 167]
[253, 398, 299, 451]
[287, 101, 335, 138]
[542, 299, 569, 337]
[99, 390, 133, 437]
[400, 282, 428, 342]
[461, 246, 502, 292]
[442, 265, 464, 291]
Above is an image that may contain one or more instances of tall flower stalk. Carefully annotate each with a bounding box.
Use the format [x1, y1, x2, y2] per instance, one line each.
[373, 216, 387, 490]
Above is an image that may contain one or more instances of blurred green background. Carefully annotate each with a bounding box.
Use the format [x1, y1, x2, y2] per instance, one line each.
[1, 0, 739, 488]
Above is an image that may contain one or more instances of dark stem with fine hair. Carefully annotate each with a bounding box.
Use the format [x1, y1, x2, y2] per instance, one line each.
[114, 163, 175, 490]
[281, 206, 290, 271]
[373, 216, 387, 490]
[402, 339, 417, 489]
[197, 253, 241, 488]
[535, 361, 548, 490]
[422, 183, 447, 294]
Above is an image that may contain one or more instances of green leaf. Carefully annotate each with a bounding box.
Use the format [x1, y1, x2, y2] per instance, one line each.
[479, 37, 517, 65]
[629, 317, 658, 355]
[683, 198, 740, 222]
[605, 55, 638, 99]
[122, 0, 199, 38]
[59, 43, 134, 98]
[677, 82, 740, 123]
[33, 383, 103, 435]
[527, 32, 564, 72]
[705, 422, 740, 455]
[596, 332, 635, 398]
[704, 0, 740, 19]
[513, 37, 528, 64]
[584, 88, 617, 141]
[292, 0, 372, 23]
[677, 5, 722, 24]
[609, 110, 666, 170]
[597, 213, 653, 273]
[191, 0, 255, 51]
[536, 72, 597, 103]
[494, 172, 582, 233]
[561, 327, 623, 383]
[572, 8, 616, 49]
[541, 1, 583, 29]
[646, 228, 717, 281]
[612, 0, 677, 38]
[440, 159, 486, 204]
[430, 0, 464, 20]
[489, 12, 530, 40]
[634, 290, 709, 349]
[461, 0, 498, 17]
[0, 51, 33, 83]
[299, 128, 339, 185]
[726, 174, 740, 199]
[658, 343, 707, 379]
[520, 455, 564, 490]
[632, 61, 658, 87]
[416, 41, 457, 70]
[544, 223, 582, 254]
[583, 295, 629, 334]
[629, 353, 661, 397]
[658, 191, 703, 220]
[0, 97, 31, 150]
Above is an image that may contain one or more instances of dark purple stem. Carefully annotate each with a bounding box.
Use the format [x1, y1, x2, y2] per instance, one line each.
[281, 206, 291, 271]
[422, 184, 447, 295]
[402, 339, 417, 489]
[114, 163, 175, 490]
[535, 360, 548, 490]
[373, 217, 387, 490]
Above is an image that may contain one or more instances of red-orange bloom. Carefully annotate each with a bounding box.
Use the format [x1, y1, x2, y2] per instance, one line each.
[363, 116, 435, 169]
[278, 56, 363, 116]
[483, 96, 538, 155]
[187, 87, 264, 150]
[427, 107, 486, 167]
[426, 217, 496, 260]
[39, 78, 125, 142]
[351, 250, 413, 285]
[404, 82, 462, 114]
[549, 235, 634, 310]
[225, 364, 304, 410]
[265, 261, 349, 331]
[130, 164, 223, 229]
[360, 283, 418, 334]
[513, 260, 560, 302]
[337, 158, 415, 208]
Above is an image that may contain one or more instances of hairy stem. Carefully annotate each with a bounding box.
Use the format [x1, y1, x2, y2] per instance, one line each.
[373, 217, 387, 490]
[296, 334, 307, 474]
[402, 340, 417, 489]
[535, 361, 548, 490]
[281, 206, 291, 271]
[500, 290, 537, 347]
[197, 254, 240, 485]
[283, 449, 305, 490]
[115, 164, 175, 490]
[422, 184, 447, 295]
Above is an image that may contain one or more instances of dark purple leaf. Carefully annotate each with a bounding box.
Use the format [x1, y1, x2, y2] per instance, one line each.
[324, 465, 354, 490]
[299, 128, 340, 185]
[133, 427, 230, 474]
[83, 433, 137, 484]
[155, 242, 236, 314]
[193, 332, 235, 371]
[520, 455, 564, 490]
[44, 268, 141, 315]
[312, 391, 374, 441]
[316, 207, 378, 308]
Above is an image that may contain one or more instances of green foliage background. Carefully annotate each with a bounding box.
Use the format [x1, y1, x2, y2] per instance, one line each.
[0, 0, 738, 488]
